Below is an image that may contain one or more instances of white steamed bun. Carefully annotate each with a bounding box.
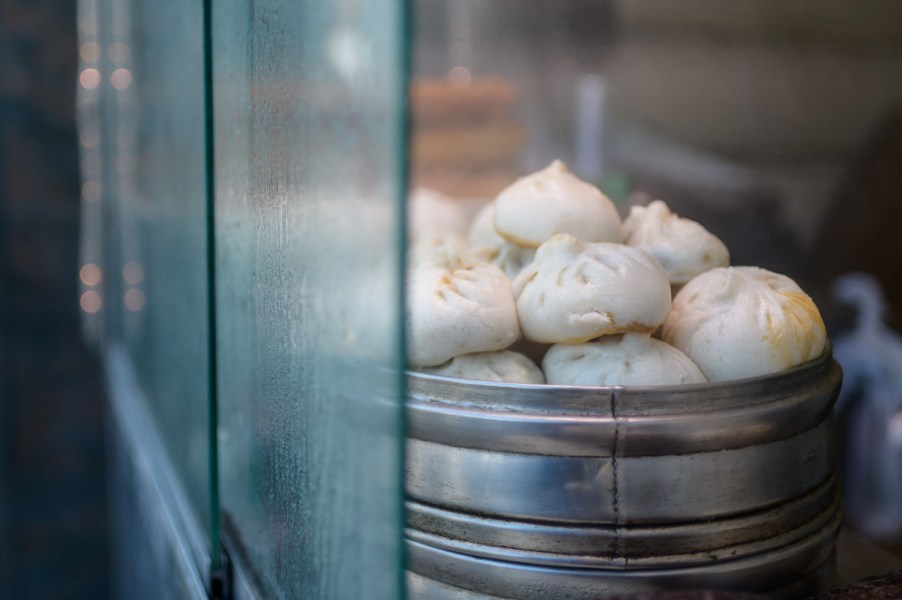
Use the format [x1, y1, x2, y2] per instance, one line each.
[494, 160, 622, 248]
[418, 350, 544, 384]
[409, 232, 467, 267]
[543, 333, 707, 386]
[407, 247, 520, 367]
[513, 234, 672, 344]
[409, 187, 469, 239]
[623, 200, 729, 285]
[469, 201, 506, 248]
[469, 201, 535, 279]
[662, 267, 827, 381]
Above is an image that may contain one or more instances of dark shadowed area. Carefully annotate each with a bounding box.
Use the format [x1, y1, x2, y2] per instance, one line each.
[0, 0, 110, 597]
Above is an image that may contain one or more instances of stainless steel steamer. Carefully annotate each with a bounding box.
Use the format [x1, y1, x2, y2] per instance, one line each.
[405, 349, 843, 599]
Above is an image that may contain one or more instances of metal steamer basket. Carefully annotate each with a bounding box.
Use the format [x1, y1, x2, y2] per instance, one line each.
[405, 348, 843, 599]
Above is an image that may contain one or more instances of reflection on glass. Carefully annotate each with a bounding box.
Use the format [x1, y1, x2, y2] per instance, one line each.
[80, 42, 101, 63]
[80, 290, 103, 313]
[116, 130, 135, 149]
[82, 180, 101, 202]
[78, 17, 97, 36]
[123, 288, 147, 312]
[115, 153, 135, 175]
[79, 68, 101, 90]
[111, 68, 133, 90]
[80, 263, 102, 286]
[109, 42, 130, 63]
[123, 261, 144, 285]
[80, 129, 99, 149]
[447, 65, 471, 88]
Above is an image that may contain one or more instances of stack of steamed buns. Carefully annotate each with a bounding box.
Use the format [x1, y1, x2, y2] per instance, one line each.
[407, 160, 827, 386]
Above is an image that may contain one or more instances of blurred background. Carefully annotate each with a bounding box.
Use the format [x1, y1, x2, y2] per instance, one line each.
[2, 0, 902, 597]
[0, 0, 110, 598]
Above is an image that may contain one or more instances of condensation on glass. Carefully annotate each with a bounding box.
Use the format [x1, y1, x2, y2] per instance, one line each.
[213, 1, 407, 598]
[82, 0, 407, 595]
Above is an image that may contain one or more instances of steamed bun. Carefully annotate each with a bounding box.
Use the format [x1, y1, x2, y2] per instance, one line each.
[407, 248, 520, 367]
[662, 267, 826, 381]
[409, 232, 467, 267]
[469, 201, 536, 279]
[419, 350, 544, 384]
[543, 333, 706, 386]
[623, 200, 729, 285]
[494, 160, 622, 248]
[409, 187, 469, 239]
[469, 201, 506, 248]
[513, 234, 672, 344]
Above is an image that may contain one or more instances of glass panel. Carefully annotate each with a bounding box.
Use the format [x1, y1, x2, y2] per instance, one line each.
[95, 0, 213, 553]
[214, 1, 407, 598]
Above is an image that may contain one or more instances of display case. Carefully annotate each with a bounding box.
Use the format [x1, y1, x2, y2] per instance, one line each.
[79, 1, 902, 598]
[80, 0, 406, 597]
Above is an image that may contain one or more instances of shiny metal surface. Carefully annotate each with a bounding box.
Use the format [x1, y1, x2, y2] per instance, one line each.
[406, 350, 841, 523]
[406, 507, 840, 599]
[406, 555, 836, 600]
[407, 419, 835, 523]
[407, 349, 840, 456]
[407, 571, 509, 600]
[404, 350, 842, 597]
[616, 417, 836, 522]
[406, 476, 840, 566]
[407, 439, 616, 522]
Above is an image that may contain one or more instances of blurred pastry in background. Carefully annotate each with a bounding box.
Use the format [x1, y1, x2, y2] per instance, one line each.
[410, 77, 524, 199]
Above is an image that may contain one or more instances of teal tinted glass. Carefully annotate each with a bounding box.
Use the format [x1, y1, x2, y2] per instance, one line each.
[96, 0, 213, 551]
[213, 1, 407, 597]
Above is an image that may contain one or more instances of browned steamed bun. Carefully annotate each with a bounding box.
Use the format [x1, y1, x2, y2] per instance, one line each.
[493, 160, 622, 248]
[662, 267, 827, 381]
[407, 247, 520, 367]
[543, 333, 706, 386]
[513, 234, 672, 344]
